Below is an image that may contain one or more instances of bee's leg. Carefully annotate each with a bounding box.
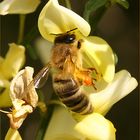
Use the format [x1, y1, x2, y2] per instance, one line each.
[77, 39, 84, 49]
[87, 67, 98, 75]
[75, 66, 101, 90]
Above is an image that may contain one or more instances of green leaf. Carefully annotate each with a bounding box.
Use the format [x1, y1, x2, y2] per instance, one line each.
[83, 0, 108, 22]
[116, 0, 129, 9]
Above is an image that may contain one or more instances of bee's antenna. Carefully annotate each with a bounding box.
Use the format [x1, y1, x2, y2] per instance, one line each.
[67, 28, 77, 33]
[50, 28, 78, 36]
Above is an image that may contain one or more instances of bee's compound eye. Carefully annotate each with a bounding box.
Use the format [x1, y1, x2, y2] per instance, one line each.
[65, 34, 75, 44]
[54, 34, 76, 44]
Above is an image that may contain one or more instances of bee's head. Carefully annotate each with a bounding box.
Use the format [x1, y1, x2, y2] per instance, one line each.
[51, 28, 77, 44]
[54, 33, 76, 44]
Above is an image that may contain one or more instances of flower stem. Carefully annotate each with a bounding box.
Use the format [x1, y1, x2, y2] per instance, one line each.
[21, 24, 39, 60]
[64, 0, 72, 9]
[17, 14, 26, 44]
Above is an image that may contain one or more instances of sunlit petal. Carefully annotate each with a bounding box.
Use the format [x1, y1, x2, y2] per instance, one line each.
[1, 43, 25, 79]
[5, 128, 22, 140]
[0, 0, 40, 15]
[75, 113, 116, 140]
[90, 70, 138, 115]
[80, 36, 115, 83]
[38, 0, 90, 42]
[44, 106, 85, 140]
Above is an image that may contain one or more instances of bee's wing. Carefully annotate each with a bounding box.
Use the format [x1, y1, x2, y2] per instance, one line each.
[33, 63, 51, 89]
[25, 63, 51, 92]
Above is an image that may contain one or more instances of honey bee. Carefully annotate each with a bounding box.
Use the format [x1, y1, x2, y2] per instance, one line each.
[30, 28, 97, 115]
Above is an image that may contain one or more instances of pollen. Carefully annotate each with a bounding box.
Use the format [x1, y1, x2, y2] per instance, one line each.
[83, 77, 93, 86]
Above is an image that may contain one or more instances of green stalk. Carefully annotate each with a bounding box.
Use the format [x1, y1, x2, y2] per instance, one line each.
[17, 14, 26, 44]
[22, 25, 39, 60]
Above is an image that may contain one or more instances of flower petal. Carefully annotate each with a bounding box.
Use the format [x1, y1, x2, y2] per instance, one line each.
[0, 71, 12, 108]
[38, 0, 90, 42]
[35, 37, 52, 65]
[0, 0, 40, 15]
[0, 75, 10, 88]
[75, 113, 116, 140]
[7, 67, 38, 129]
[89, 70, 138, 115]
[5, 128, 22, 140]
[0, 88, 12, 107]
[80, 36, 115, 83]
[0, 43, 25, 79]
[10, 66, 38, 108]
[44, 106, 85, 140]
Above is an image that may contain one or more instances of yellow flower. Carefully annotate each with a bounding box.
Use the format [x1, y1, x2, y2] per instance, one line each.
[43, 70, 137, 140]
[44, 105, 116, 140]
[38, 0, 115, 84]
[89, 70, 138, 115]
[73, 70, 137, 140]
[38, 0, 90, 42]
[0, 43, 25, 107]
[37, 0, 138, 139]
[0, 0, 40, 15]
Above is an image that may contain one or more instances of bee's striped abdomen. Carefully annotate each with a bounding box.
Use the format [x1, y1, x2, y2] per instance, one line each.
[53, 76, 93, 115]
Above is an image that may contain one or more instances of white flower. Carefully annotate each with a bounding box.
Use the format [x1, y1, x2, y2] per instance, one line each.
[7, 66, 38, 129]
[0, 0, 40, 15]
